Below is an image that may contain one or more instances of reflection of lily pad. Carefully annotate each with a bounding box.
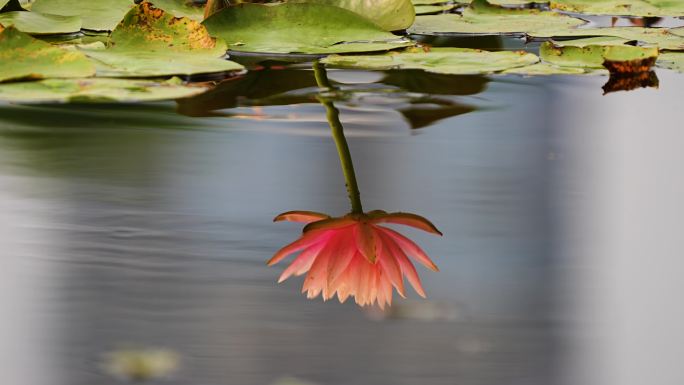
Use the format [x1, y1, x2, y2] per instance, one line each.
[540, 38, 659, 72]
[550, 0, 684, 17]
[0, 78, 207, 103]
[409, 0, 585, 35]
[0, 26, 95, 83]
[176, 69, 320, 116]
[381, 70, 489, 95]
[0, 11, 82, 35]
[291, 0, 415, 31]
[322, 47, 539, 75]
[80, 3, 242, 78]
[400, 100, 476, 129]
[31, 0, 134, 31]
[529, 27, 684, 50]
[602, 71, 658, 94]
[203, 3, 413, 54]
[657, 52, 684, 72]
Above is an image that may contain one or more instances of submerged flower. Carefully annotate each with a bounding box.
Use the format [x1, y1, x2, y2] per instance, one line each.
[268, 210, 441, 309]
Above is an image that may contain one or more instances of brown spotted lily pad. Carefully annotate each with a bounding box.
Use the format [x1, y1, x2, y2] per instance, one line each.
[540, 37, 659, 74]
[79, 2, 243, 78]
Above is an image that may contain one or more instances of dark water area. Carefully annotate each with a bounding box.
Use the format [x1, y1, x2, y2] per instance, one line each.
[1, 45, 683, 385]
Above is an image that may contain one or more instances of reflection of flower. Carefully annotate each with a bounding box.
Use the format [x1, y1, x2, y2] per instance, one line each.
[269, 210, 441, 308]
[103, 348, 180, 382]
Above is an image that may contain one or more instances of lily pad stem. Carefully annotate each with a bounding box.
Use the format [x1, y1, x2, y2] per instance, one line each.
[313, 61, 363, 214]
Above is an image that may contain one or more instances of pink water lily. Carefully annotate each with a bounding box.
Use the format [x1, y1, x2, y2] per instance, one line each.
[268, 210, 441, 309]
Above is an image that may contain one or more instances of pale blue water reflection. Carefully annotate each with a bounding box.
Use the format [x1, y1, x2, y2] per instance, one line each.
[1, 67, 682, 385]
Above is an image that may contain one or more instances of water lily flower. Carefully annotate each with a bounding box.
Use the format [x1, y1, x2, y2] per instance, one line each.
[268, 210, 441, 309]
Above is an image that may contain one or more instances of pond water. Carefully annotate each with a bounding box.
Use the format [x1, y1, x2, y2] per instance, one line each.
[1, 38, 683, 385]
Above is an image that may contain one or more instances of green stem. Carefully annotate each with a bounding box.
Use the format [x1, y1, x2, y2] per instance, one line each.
[313, 61, 363, 214]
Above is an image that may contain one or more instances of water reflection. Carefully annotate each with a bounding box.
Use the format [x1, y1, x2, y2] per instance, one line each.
[0, 62, 563, 385]
[176, 67, 485, 130]
[602, 71, 659, 94]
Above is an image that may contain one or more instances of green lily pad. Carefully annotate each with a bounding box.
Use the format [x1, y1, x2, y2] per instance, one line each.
[0, 26, 95, 83]
[0, 11, 82, 35]
[80, 3, 243, 78]
[414, 4, 458, 14]
[0, 78, 207, 103]
[409, 0, 586, 36]
[411, 0, 453, 4]
[657, 52, 684, 72]
[540, 38, 659, 71]
[321, 47, 539, 74]
[489, 0, 549, 4]
[670, 27, 684, 38]
[549, 0, 684, 17]
[31, 0, 134, 31]
[529, 27, 684, 51]
[503, 62, 604, 75]
[290, 0, 415, 32]
[203, 3, 413, 54]
[147, 0, 204, 20]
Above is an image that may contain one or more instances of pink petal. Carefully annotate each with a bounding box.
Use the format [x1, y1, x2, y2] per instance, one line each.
[370, 212, 443, 235]
[267, 229, 331, 266]
[302, 238, 337, 297]
[380, 227, 439, 272]
[377, 231, 406, 298]
[354, 223, 378, 263]
[326, 229, 356, 286]
[385, 235, 427, 298]
[278, 241, 326, 283]
[274, 211, 331, 223]
[356, 259, 373, 306]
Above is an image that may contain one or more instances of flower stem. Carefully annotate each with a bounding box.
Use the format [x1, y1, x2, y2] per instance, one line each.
[313, 61, 363, 214]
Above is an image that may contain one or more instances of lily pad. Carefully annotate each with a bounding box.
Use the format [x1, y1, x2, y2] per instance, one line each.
[529, 27, 684, 51]
[414, 4, 458, 15]
[202, 3, 413, 54]
[503, 62, 603, 75]
[409, 0, 586, 36]
[80, 3, 243, 78]
[31, 0, 135, 31]
[549, 0, 684, 17]
[0, 26, 95, 83]
[657, 52, 684, 72]
[0, 11, 82, 35]
[490, 0, 548, 4]
[540, 38, 659, 71]
[147, 0, 205, 20]
[321, 47, 540, 74]
[291, 0, 415, 32]
[0, 78, 207, 103]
